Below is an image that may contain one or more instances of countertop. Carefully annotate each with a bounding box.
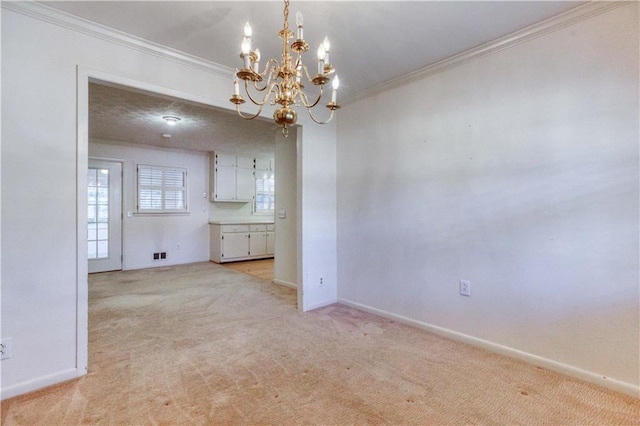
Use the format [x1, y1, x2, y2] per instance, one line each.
[209, 218, 275, 225]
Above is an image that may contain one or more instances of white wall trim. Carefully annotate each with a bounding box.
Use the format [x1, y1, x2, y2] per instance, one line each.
[76, 67, 90, 380]
[338, 298, 640, 398]
[3, 1, 628, 108]
[304, 299, 337, 312]
[126, 258, 210, 272]
[344, 1, 629, 105]
[273, 279, 297, 289]
[0, 368, 83, 401]
[1, 1, 232, 78]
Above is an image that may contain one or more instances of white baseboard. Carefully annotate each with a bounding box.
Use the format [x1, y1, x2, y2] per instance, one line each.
[1, 368, 84, 400]
[124, 257, 209, 271]
[304, 299, 336, 312]
[273, 279, 297, 289]
[338, 298, 639, 398]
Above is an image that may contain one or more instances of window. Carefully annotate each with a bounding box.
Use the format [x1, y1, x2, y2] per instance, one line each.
[137, 164, 187, 213]
[255, 171, 275, 214]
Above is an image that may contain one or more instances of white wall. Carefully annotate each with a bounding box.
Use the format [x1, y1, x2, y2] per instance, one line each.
[297, 119, 338, 311]
[90, 140, 210, 270]
[209, 199, 253, 220]
[1, 3, 337, 398]
[274, 128, 298, 288]
[337, 3, 639, 394]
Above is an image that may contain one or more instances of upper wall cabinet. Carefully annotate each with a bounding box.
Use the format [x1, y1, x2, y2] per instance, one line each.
[255, 157, 274, 173]
[210, 152, 255, 202]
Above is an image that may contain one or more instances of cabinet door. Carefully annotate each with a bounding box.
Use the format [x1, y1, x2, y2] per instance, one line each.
[214, 165, 236, 201]
[216, 153, 236, 167]
[236, 167, 255, 201]
[249, 232, 267, 256]
[255, 157, 270, 171]
[222, 232, 249, 259]
[236, 155, 255, 169]
[266, 231, 275, 255]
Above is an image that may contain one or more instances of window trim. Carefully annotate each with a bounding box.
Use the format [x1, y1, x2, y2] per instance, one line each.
[136, 163, 189, 214]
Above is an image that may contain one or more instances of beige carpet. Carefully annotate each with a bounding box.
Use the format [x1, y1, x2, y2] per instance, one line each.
[2, 262, 638, 424]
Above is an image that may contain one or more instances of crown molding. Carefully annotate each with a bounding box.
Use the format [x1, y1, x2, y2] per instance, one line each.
[1, 1, 234, 78]
[343, 1, 630, 106]
[3, 1, 629, 105]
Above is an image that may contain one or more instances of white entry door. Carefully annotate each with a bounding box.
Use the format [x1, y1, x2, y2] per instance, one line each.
[88, 159, 122, 273]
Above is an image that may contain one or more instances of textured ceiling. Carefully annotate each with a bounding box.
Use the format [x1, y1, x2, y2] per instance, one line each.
[89, 82, 277, 156]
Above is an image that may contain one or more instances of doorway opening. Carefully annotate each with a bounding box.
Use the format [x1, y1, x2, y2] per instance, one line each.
[77, 68, 300, 377]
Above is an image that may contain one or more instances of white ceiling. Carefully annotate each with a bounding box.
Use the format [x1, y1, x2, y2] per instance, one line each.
[43, 1, 584, 154]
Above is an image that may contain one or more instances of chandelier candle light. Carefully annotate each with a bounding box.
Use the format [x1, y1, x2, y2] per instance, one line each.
[229, 0, 340, 137]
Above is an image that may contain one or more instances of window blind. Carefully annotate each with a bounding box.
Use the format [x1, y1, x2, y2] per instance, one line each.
[137, 165, 187, 213]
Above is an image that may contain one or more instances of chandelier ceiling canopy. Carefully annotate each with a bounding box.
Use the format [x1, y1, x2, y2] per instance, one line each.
[230, 0, 339, 137]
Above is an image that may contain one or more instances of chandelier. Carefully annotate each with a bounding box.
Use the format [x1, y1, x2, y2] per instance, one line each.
[229, 0, 340, 137]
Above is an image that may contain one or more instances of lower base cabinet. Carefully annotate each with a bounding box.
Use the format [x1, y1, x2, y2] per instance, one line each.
[210, 223, 274, 263]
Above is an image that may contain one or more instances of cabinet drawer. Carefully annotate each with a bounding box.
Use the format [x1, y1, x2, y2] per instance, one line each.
[266, 224, 275, 231]
[221, 224, 249, 233]
[249, 224, 267, 232]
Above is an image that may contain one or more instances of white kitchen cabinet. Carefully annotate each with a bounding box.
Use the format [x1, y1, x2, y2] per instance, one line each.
[266, 224, 275, 255]
[222, 231, 250, 259]
[255, 157, 273, 173]
[249, 225, 268, 257]
[210, 152, 255, 202]
[210, 222, 275, 263]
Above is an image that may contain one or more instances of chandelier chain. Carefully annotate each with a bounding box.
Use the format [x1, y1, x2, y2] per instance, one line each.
[283, 0, 289, 32]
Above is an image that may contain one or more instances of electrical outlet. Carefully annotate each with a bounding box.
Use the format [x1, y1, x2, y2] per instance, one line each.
[459, 280, 471, 297]
[1, 338, 12, 360]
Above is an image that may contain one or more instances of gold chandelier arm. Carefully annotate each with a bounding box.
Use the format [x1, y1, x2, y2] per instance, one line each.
[253, 60, 281, 91]
[250, 69, 272, 93]
[244, 79, 277, 106]
[235, 102, 266, 120]
[305, 105, 336, 125]
[298, 85, 324, 109]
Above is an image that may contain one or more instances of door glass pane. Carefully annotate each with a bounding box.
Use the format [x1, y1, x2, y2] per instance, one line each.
[88, 241, 97, 259]
[97, 240, 109, 258]
[97, 204, 109, 222]
[88, 222, 97, 241]
[88, 169, 97, 186]
[97, 223, 109, 240]
[97, 187, 108, 203]
[88, 167, 109, 260]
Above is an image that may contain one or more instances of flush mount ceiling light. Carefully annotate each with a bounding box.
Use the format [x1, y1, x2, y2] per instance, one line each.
[229, 0, 339, 137]
[162, 116, 181, 125]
